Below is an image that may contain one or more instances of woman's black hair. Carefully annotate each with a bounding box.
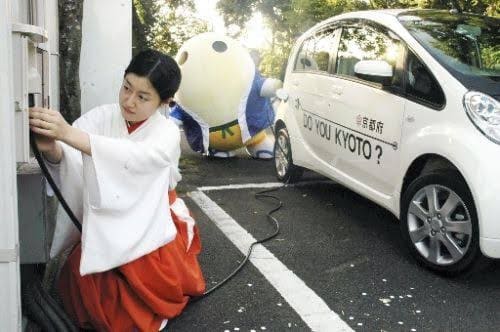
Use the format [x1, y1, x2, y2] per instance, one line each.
[124, 49, 181, 101]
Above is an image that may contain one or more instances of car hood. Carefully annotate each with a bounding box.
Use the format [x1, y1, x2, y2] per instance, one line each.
[457, 73, 500, 101]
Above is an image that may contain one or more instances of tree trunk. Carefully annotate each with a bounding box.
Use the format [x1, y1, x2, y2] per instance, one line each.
[132, 1, 149, 56]
[58, 0, 83, 124]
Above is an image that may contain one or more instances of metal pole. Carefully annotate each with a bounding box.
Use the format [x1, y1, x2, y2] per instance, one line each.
[0, 0, 22, 330]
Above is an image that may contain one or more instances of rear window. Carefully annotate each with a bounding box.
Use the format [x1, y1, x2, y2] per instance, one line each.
[294, 27, 337, 74]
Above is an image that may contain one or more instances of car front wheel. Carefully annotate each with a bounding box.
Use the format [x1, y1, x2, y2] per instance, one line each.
[274, 128, 303, 183]
[400, 171, 481, 276]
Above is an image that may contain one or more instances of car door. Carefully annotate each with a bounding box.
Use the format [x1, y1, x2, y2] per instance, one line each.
[328, 21, 407, 195]
[287, 26, 341, 165]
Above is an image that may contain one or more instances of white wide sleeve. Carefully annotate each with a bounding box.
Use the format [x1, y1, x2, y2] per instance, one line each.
[83, 130, 180, 211]
[79, 120, 182, 274]
[47, 106, 105, 257]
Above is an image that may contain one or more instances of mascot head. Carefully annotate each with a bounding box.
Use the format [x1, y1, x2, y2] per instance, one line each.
[175, 32, 255, 127]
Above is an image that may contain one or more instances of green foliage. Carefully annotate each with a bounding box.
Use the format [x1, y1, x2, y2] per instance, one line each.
[149, 4, 208, 56]
[217, 0, 498, 78]
[132, 0, 208, 57]
[217, 0, 373, 78]
[482, 45, 500, 69]
[217, 0, 256, 29]
[134, 0, 498, 76]
[260, 42, 293, 79]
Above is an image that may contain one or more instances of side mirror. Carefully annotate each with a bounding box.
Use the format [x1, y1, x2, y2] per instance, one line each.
[354, 60, 393, 85]
[276, 88, 289, 102]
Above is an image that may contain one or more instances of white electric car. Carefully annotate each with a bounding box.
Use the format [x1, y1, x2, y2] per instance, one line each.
[274, 9, 499, 275]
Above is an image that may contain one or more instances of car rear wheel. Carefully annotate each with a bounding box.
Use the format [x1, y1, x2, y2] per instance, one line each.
[400, 171, 482, 276]
[274, 128, 303, 183]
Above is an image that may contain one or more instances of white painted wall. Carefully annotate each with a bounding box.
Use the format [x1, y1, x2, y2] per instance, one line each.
[46, 0, 59, 110]
[80, 0, 132, 113]
[0, 0, 22, 330]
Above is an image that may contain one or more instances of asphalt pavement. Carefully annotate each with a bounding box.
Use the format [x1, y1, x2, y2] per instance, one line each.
[168, 140, 500, 332]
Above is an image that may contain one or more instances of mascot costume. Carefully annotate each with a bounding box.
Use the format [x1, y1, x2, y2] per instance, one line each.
[170, 32, 282, 159]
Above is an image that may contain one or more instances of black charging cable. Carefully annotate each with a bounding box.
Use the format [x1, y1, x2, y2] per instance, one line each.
[191, 185, 284, 301]
[24, 130, 80, 331]
[29, 131, 82, 232]
[23, 278, 79, 332]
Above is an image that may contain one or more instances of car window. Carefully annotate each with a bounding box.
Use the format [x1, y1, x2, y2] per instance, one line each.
[405, 50, 445, 107]
[294, 37, 317, 71]
[294, 27, 337, 73]
[335, 24, 404, 87]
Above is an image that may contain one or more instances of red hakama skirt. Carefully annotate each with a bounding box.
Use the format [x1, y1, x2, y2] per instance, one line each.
[58, 191, 206, 331]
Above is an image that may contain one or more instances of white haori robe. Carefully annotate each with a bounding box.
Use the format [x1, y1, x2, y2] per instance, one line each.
[46, 103, 182, 276]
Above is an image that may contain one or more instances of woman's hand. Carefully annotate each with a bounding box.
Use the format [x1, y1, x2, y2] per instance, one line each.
[29, 107, 70, 162]
[29, 107, 92, 157]
[29, 107, 71, 141]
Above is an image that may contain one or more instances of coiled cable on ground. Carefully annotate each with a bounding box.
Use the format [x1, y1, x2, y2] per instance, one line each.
[189, 185, 284, 302]
[23, 279, 79, 332]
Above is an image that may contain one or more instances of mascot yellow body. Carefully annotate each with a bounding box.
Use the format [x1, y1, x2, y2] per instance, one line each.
[170, 32, 281, 158]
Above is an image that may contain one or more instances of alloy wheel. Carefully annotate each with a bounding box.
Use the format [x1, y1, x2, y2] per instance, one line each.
[407, 184, 472, 266]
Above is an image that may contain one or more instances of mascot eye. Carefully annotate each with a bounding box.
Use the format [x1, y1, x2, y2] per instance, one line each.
[212, 41, 228, 53]
[178, 51, 188, 65]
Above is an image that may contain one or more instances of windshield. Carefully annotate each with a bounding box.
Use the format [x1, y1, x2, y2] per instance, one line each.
[399, 10, 500, 97]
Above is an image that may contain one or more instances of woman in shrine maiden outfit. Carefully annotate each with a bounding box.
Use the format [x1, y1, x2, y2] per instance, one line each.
[29, 49, 206, 332]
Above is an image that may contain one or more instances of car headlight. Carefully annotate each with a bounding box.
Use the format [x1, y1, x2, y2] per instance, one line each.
[464, 91, 500, 144]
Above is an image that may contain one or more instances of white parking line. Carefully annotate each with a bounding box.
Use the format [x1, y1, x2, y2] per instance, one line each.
[197, 180, 333, 192]
[197, 182, 285, 192]
[189, 188, 353, 332]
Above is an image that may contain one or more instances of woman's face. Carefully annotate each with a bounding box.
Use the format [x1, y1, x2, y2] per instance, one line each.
[119, 73, 162, 123]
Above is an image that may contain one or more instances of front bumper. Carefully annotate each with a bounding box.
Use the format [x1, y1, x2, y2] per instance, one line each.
[468, 140, 500, 259]
[480, 237, 500, 259]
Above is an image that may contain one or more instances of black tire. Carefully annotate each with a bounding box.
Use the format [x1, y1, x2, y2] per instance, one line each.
[400, 171, 483, 276]
[273, 128, 303, 183]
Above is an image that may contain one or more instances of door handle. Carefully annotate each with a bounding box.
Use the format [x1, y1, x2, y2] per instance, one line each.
[406, 115, 415, 123]
[292, 81, 299, 87]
